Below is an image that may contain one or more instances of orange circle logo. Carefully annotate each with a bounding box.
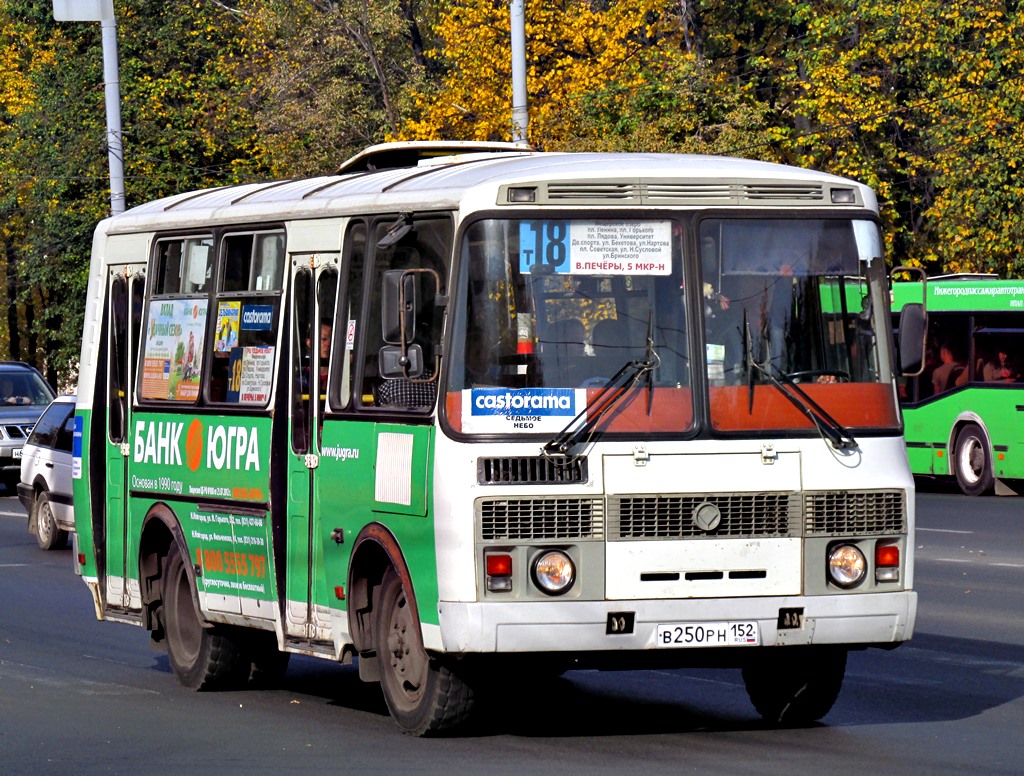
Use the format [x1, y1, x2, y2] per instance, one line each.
[185, 418, 204, 472]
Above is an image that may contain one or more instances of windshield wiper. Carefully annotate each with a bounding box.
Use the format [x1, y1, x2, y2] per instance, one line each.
[543, 331, 661, 457]
[748, 360, 858, 451]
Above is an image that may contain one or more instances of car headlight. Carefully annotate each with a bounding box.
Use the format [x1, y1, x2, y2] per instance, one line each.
[532, 550, 575, 595]
[828, 544, 867, 588]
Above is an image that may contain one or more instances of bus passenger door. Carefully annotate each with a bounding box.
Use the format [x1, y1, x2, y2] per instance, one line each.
[284, 255, 339, 642]
[104, 265, 145, 610]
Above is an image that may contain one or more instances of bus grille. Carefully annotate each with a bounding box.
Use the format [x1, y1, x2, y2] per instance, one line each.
[804, 490, 906, 535]
[478, 497, 604, 541]
[477, 456, 588, 485]
[608, 493, 798, 540]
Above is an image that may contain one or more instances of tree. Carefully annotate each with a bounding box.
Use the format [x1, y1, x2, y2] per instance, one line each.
[228, 0, 430, 177]
[400, 0, 675, 148]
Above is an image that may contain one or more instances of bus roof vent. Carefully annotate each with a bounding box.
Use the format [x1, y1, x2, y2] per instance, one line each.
[514, 180, 827, 206]
[644, 182, 735, 202]
[743, 183, 824, 201]
[546, 182, 638, 202]
[477, 456, 588, 485]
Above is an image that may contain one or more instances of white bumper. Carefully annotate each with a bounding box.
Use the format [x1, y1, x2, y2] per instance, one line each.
[438, 591, 917, 653]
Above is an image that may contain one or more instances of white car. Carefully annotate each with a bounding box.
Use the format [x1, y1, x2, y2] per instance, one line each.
[17, 395, 75, 551]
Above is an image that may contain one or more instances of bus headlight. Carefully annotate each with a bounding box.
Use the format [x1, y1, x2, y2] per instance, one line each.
[532, 550, 575, 595]
[827, 544, 866, 588]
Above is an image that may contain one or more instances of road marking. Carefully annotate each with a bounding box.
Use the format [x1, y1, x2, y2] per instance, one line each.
[934, 558, 971, 563]
[0, 563, 29, 568]
[917, 527, 973, 535]
[990, 563, 1024, 569]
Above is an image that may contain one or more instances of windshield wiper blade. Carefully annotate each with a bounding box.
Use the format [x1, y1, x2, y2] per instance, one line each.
[749, 361, 858, 451]
[544, 347, 661, 457]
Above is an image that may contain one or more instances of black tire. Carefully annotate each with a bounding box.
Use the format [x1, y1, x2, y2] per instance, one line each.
[32, 492, 68, 551]
[1, 471, 19, 493]
[246, 633, 291, 688]
[742, 647, 847, 725]
[376, 568, 476, 736]
[954, 423, 994, 496]
[163, 543, 248, 690]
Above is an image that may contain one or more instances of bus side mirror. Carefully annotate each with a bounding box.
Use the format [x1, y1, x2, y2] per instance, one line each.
[382, 269, 416, 345]
[379, 343, 424, 379]
[898, 302, 927, 376]
[379, 267, 443, 379]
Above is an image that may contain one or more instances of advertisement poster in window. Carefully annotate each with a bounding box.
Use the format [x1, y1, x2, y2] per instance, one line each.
[140, 299, 209, 400]
[214, 301, 240, 353]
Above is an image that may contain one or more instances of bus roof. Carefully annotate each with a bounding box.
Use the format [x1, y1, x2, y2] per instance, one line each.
[100, 148, 877, 236]
[892, 278, 1024, 313]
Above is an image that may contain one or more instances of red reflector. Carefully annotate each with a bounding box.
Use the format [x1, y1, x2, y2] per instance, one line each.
[876, 545, 900, 567]
[486, 554, 513, 577]
[77, 553, 86, 566]
[516, 341, 533, 355]
[334, 585, 345, 600]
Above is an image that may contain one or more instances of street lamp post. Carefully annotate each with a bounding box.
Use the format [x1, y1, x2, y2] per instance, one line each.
[52, 0, 125, 215]
[510, 0, 528, 146]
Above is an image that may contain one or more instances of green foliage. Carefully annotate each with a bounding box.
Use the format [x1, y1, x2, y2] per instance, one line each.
[3, 0, 1024, 385]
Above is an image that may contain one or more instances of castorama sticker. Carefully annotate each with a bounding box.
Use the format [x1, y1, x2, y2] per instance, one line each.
[462, 388, 583, 434]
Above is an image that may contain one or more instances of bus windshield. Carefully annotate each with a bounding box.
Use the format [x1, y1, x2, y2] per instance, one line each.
[446, 216, 899, 438]
[702, 217, 899, 433]
[446, 217, 692, 437]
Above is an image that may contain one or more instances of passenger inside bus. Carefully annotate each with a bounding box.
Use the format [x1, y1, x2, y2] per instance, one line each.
[983, 349, 1020, 382]
[930, 343, 967, 393]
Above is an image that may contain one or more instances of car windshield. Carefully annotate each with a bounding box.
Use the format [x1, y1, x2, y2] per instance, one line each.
[1, 370, 55, 408]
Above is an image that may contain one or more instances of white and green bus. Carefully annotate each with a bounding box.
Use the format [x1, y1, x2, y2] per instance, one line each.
[892, 276, 1024, 496]
[73, 142, 917, 735]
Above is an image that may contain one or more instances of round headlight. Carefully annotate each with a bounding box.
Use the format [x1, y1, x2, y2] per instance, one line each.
[532, 550, 575, 595]
[828, 544, 867, 588]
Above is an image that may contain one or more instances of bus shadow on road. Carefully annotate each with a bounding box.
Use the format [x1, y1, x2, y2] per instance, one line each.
[151, 631, 1022, 736]
[838, 631, 1024, 727]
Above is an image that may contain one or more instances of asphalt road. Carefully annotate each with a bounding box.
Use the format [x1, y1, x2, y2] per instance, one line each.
[1, 487, 1022, 775]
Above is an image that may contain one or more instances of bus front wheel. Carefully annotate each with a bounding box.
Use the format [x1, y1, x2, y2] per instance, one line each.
[375, 568, 476, 735]
[163, 543, 248, 690]
[742, 646, 847, 725]
[954, 423, 994, 496]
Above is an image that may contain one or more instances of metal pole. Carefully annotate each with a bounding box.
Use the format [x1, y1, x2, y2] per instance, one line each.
[510, 0, 529, 146]
[100, 17, 126, 214]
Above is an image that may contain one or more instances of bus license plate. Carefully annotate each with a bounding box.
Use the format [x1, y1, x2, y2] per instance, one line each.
[655, 621, 760, 648]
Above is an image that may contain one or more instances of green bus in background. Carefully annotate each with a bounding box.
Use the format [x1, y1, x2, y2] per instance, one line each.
[892, 276, 1024, 496]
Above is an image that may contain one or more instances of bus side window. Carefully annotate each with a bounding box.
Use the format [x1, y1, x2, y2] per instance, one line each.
[208, 230, 286, 405]
[360, 217, 451, 410]
[338, 222, 366, 409]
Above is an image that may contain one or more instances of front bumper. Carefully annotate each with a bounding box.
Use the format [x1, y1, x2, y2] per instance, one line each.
[437, 591, 917, 654]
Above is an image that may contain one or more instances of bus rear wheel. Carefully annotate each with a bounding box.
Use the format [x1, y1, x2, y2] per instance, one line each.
[742, 647, 847, 725]
[163, 543, 248, 690]
[954, 423, 994, 496]
[375, 568, 476, 736]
